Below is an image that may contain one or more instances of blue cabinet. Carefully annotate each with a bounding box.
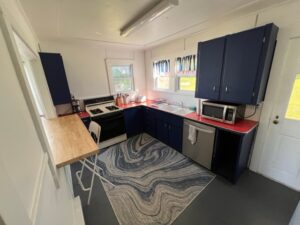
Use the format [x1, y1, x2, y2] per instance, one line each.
[124, 107, 143, 138]
[212, 127, 257, 183]
[154, 110, 183, 152]
[195, 37, 226, 100]
[143, 107, 156, 138]
[39, 53, 71, 105]
[195, 23, 278, 105]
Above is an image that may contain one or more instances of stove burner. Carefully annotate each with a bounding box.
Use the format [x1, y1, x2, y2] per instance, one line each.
[90, 108, 103, 114]
[106, 106, 119, 111]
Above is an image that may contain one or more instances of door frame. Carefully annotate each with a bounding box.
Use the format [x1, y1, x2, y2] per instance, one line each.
[0, 7, 59, 187]
[250, 26, 300, 188]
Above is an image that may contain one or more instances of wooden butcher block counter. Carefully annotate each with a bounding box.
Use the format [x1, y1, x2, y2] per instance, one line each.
[42, 114, 98, 168]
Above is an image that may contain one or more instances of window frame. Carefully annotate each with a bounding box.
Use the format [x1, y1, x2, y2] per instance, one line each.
[174, 54, 197, 94]
[106, 59, 135, 94]
[153, 59, 174, 92]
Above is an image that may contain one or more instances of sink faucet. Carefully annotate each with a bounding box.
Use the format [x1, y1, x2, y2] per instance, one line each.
[180, 101, 184, 108]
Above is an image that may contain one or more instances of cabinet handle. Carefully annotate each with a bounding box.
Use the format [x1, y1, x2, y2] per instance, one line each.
[213, 85, 216, 92]
[225, 86, 228, 92]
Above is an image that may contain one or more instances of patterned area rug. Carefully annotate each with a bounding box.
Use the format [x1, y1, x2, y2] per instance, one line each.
[97, 133, 215, 225]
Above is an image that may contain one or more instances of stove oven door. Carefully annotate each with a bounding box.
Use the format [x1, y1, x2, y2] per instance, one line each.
[91, 111, 126, 142]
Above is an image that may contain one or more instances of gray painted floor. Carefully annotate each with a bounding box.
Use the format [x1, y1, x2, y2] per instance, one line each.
[71, 158, 300, 225]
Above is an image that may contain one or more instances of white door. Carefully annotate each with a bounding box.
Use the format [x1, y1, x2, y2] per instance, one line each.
[259, 38, 300, 191]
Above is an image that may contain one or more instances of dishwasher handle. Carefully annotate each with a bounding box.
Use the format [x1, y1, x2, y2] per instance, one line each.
[184, 122, 215, 134]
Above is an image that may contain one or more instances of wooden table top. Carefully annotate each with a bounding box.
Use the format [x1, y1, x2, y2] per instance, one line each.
[42, 114, 98, 168]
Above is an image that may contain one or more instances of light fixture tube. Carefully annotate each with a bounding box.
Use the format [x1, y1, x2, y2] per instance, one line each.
[120, 0, 179, 37]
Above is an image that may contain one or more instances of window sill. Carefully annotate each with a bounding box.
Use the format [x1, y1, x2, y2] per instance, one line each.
[152, 89, 195, 96]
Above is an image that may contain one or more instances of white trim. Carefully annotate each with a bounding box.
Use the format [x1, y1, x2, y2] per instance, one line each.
[99, 134, 127, 149]
[72, 197, 85, 225]
[0, 9, 59, 187]
[30, 153, 48, 225]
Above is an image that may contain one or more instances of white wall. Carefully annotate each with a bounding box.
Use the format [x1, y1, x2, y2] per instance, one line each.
[0, 1, 77, 225]
[40, 39, 146, 100]
[145, 0, 300, 184]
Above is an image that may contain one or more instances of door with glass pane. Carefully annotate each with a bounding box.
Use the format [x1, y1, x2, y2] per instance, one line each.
[260, 39, 300, 190]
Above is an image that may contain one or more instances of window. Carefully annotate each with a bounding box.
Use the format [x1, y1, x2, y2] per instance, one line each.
[285, 74, 300, 120]
[106, 60, 135, 94]
[153, 59, 171, 90]
[175, 55, 197, 92]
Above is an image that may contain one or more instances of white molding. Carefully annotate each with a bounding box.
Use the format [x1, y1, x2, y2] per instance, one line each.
[72, 197, 85, 225]
[30, 153, 48, 225]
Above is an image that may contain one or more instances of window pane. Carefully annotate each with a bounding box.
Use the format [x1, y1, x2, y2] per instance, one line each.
[156, 77, 170, 90]
[285, 74, 300, 121]
[111, 65, 133, 92]
[179, 76, 196, 91]
[113, 77, 133, 92]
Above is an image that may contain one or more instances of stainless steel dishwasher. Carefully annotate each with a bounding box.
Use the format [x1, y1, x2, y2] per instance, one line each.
[182, 119, 216, 170]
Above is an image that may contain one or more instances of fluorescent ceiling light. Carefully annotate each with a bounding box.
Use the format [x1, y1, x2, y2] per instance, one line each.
[120, 0, 179, 37]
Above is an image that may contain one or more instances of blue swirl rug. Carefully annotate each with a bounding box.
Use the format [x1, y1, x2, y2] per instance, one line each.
[97, 133, 215, 225]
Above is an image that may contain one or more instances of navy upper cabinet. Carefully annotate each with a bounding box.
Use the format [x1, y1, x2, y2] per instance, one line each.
[39, 53, 71, 105]
[195, 23, 278, 105]
[195, 37, 226, 100]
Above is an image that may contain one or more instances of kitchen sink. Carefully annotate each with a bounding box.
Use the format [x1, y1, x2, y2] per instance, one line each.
[158, 104, 178, 112]
[174, 108, 193, 115]
[156, 103, 192, 115]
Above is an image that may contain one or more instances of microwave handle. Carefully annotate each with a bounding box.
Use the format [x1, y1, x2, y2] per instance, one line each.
[222, 106, 227, 122]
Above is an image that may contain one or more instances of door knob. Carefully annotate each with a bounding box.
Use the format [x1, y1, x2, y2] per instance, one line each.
[273, 115, 279, 125]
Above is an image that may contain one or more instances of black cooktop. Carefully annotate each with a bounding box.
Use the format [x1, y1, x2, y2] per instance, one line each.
[106, 106, 119, 111]
[90, 108, 103, 114]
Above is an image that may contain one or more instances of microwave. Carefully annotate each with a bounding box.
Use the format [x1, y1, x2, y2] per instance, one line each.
[200, 101, 245, 124]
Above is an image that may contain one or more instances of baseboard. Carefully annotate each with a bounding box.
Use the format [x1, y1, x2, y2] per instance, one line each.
[99, 134, 127, 149]
[30, 153, 48, 225]
[72, 196, 85, 225]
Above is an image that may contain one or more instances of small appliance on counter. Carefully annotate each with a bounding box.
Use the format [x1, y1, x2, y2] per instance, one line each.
[201, 100, 245, 124]
[115, 93, 124, 106]
[71, 94, 81, 113]
[135, 95, 146, 103]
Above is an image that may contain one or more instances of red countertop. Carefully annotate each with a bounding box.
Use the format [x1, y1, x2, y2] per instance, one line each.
[184, 112, 258, 134]
[80, 100, 258, 134]
[77, 111, 90, 119]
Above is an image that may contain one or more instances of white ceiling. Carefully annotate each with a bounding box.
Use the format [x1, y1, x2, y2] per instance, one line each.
[19, 0, 287, 48]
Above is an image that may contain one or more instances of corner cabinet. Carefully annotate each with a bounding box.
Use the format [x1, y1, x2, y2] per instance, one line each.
[195, 23, 278, 105]
[39, 52, 71, 105]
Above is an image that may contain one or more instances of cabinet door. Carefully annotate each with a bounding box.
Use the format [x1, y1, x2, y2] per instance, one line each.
[195, 37, 226, 100]
[155, 110, 169, 144]
[124, 107, 143, 138]
[168, 124, 183, 152]
[220, 26, 266, 104]
[39, 53, 71, 105]
[143, 107, 156, 137]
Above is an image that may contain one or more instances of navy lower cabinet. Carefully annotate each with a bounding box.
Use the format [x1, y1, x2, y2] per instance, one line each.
[124, 107, 143, 138]
[154, 109, 183, 152]
[211, 128, 257, 183]
[143, 107, 156, 138]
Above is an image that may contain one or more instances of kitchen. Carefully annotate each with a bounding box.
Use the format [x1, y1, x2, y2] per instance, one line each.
[0, 0, 300, 225]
